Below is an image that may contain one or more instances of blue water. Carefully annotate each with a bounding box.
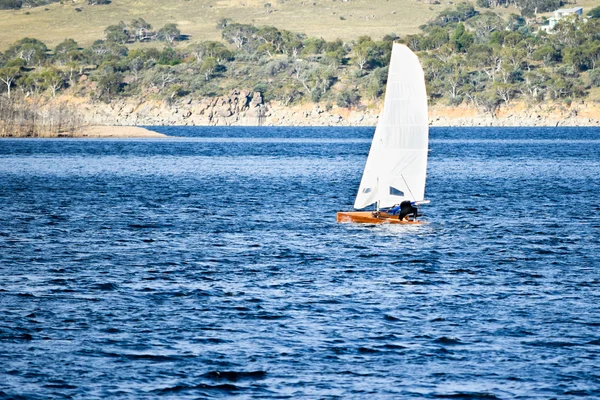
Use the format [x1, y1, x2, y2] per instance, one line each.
[1, 127, 599, 399]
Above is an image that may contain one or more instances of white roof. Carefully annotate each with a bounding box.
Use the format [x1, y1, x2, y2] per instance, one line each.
[555, 7, 583, 13]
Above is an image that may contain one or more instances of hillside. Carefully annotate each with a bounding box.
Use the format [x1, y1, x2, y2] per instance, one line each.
[3, 0, 600, 136]
[0, 0, 500, 50]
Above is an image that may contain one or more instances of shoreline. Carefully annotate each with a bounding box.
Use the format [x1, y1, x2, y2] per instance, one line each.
[80, 97, 600, 128]
[74, 125, 167, 138]
[2, 113, 599, 139]
[0, 125, 167, 138]
[1, 121, 597, 139]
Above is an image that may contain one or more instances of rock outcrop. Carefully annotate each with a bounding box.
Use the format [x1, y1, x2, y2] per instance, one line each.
[62, 92, 600, 127]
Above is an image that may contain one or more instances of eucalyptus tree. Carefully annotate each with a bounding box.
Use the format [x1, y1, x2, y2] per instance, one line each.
[54, 39, 81, 65]
[0, 0, 23, 9]
[129, 18, 154, 42]
[589, 69, 600, 87]
[520, 69, 550, 101]
[532, 45, 560, 65]
[468, 44, 501, 83]
[467, 11, 504, 44]
[255, 26, 285, 57]
[584, 43, 600, 70]
[282, 32, 304, 59]
[41, 67, 64, 97]
[421, 27, 449, 50]
[450, 23, 474, 52]
[20, 71, 45, 98]
[0, 66, 20, 99]
[222, 23, 258, 51]
[93, 66, 123, 101]
[475, 90, 501, 117]
[127, 57, 144, 82]
[493, 80, 516, 104]
[364, 67, 387, 101]
[157, 24, 182, 45]
[442, 56, 468, 104]
[5, 38, 48, 66]
[588, 7, 600, 19]
[336, 87, 360, 108]
[301, 37, 326, 57]
[200, 58, 218, 81]
[104, 23, 129, 44]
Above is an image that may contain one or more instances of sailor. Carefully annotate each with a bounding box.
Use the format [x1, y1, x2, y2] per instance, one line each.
[389, 204, 401, 215]
[398, 201, 418, 220]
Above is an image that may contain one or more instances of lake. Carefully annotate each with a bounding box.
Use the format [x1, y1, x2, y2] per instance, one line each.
[1, 126, 599, 398]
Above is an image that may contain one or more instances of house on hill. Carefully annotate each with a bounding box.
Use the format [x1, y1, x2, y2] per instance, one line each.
[540, 6, 584, 33]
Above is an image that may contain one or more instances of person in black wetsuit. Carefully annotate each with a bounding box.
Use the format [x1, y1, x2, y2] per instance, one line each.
[398, 200, 418, 221]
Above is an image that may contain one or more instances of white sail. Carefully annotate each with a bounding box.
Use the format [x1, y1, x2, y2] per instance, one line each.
[354, 44, 429, 209]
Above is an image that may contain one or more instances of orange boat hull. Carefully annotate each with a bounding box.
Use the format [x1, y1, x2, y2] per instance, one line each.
[336, 211, 424, 225]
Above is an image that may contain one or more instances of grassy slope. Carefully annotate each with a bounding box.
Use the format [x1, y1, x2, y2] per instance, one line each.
[3, 0, 600, 51]
[0, 0, 491, 50]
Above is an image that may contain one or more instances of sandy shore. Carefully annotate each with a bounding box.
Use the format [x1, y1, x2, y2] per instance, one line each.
[74, 126, 166, 138]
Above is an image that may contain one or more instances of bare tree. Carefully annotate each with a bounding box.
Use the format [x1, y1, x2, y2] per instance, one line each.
[0, 67, 20, 99]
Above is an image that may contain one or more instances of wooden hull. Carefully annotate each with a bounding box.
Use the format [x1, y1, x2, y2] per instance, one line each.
[336, 211, 424, 225]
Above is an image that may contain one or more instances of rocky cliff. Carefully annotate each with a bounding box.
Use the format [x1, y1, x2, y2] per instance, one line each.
[71, 91, 600, 127]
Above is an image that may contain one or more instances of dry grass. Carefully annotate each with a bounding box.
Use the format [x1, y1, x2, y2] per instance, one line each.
[0, 0, 485, 50]
[1, 0, 599, 51]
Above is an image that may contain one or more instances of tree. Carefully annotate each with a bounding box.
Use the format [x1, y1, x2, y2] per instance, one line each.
[158, 47, 181, 65]
[105, 23, 128, 44]
[94, 68, 122, 101]
[276, 84, 300, 106]
[584, 43, 600, 70]
[520, 70, 550, 101]
[166, 84, 186, 101]
[41, 68, 64, 97]
[0, 0, 22, 10]
[301, 37, 325, 56]
[517, 0, 562, 16]
[65, 61, 82, 87]
[493, 81, 515, 104]
[532, 46, 559, 65]
[336, 87, 360, 108]
[444, 71, 467, 104]
[129, 18, 153, 42]
[451, 23, 474, 52]
[150, 66, 177, 90]
[157, 23, 181, 45]
[467, 12, 504, 44]
[351, 36, 376, 71]
[423, 27, 449, 50]
[256, 26, 284, 56]
[21, 71, 45, 98]
[365, 67, 387, 100]
[222, 23, 258, 51]
[200, 57, 218, 81]
[5, 38, 48, 65]
[588, 7, 600, 19]
[563, 47, 587, 71]
[589, 69, 600, 87]
[0, 66, 20, 99]
[85, 40, 128, 65]
[54, 39, 80, 64]
[475, 90, 501, 117]
[127, 57, 144, 82]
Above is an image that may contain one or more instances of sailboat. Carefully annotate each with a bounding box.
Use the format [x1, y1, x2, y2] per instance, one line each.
[337, 43, 429, 224]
